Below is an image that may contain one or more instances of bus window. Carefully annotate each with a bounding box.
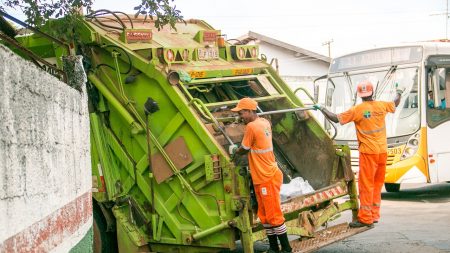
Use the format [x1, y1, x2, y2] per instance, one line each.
[427, 67, 450, 128]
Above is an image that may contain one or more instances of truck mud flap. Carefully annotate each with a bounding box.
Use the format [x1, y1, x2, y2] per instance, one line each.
[290, 223, 372, 253]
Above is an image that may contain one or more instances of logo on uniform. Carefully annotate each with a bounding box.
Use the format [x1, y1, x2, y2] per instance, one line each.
[363, 110, 371, 118]
[264, 127, 270, 137]
[261, 187, 267, 195]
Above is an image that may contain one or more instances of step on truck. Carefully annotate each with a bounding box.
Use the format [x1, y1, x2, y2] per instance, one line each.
[0, 10, 371, 253]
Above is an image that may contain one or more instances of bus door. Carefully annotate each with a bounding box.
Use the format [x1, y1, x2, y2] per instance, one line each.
[426, 56, 450, 182]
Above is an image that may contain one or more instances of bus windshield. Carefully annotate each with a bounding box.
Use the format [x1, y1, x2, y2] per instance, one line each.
[327, 67, 420, 140]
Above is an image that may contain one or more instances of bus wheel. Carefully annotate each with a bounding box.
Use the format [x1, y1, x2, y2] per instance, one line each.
[385, 183, 400, 192]
[93, 203, 117, 253]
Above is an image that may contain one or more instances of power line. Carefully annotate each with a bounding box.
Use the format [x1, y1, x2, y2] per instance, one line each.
[190, 9, 447, 19]
[214, 16, 436, 30]
[430, 0, 449, 39]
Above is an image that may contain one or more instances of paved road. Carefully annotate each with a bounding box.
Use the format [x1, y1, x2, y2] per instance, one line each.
[317, 183, 450, 253]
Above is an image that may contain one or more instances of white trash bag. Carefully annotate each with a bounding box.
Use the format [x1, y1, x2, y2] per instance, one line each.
[280, 177, 314, 201]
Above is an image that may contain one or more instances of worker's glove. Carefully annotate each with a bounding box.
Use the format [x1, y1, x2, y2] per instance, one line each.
[313, 104, 322, 110]
[228, 144, 238, 156]
[395, 83, 406, 95]
[396, 87, 406, 95]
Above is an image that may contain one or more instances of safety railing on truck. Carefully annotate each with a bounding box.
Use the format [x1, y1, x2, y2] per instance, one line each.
[293, 86, 338, 139]
[0, 11, 71, 82]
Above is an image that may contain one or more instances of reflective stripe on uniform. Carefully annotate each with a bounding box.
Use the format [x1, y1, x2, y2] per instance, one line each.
[250, 147, 273, 154]
[360, 205, 372, 210]
[242, 144, 250, 150]
[358, 125, 386, 135]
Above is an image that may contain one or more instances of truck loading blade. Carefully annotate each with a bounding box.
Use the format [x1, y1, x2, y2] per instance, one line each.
[216, 107, 315, 122]
[256, 106, 315, 116]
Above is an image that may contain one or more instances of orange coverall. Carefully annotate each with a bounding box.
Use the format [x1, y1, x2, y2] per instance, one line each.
[241, 117, 285, 229]
[338, 101, 395, 224]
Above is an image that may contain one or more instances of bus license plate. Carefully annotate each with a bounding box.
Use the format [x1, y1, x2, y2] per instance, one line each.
[198, 48, 219, 60]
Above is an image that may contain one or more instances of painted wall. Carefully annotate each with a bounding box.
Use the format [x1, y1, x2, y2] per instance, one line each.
[0, 45, 92, 252]
[258, 41, 329, 78]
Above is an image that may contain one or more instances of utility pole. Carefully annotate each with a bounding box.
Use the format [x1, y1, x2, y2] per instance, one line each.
[431, 0, 449, 40]
[322, 39, 334, 58]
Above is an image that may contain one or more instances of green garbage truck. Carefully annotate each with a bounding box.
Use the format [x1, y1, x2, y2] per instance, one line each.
[0, 10, 370, 253]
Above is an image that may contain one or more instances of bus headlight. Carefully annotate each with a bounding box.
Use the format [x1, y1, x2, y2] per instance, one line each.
[400, 132, 420, 160]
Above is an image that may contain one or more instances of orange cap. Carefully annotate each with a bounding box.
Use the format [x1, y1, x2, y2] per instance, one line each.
[356, 80, 374, 98]
[231, 97, 258, 111]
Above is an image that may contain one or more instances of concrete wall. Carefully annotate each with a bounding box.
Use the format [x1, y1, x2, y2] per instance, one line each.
[0, 45, 92, 252]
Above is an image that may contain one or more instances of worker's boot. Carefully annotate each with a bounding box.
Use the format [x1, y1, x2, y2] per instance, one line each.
[349, 220, 374, 228]
[267, 234, 280, 253]
[277, 232, 292, 253]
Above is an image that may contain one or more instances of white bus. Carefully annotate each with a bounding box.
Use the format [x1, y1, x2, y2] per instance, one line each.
[321, 43, 450, 192]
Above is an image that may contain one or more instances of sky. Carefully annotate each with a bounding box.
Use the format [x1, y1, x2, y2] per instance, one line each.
[5, 0, 449, 57]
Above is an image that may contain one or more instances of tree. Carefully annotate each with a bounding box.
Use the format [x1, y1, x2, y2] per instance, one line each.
[0, 0, 183, 30]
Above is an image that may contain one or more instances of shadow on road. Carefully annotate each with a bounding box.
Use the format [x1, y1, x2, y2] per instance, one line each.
[381, 183, 450, 203]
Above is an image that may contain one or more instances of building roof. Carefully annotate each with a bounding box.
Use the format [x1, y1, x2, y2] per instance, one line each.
[239, 31, 331, 63]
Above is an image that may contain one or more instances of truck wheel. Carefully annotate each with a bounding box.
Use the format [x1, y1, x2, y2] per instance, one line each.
[93, 203, 117, 253]
[384, 183, 400, 192]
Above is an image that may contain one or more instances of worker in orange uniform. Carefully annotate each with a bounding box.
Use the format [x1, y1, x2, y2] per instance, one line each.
[314, 80, 403, 227]
[230, 97, 292, 253]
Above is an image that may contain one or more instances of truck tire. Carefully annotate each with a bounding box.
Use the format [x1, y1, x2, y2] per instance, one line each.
[93, 203, 118, 253]
[384, 183, 400, 192]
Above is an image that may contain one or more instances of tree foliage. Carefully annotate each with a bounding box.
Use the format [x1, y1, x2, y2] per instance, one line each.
[0, 0, 94, 27]
[0, 0, 183, 30]
[133, 0, 184, 30]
